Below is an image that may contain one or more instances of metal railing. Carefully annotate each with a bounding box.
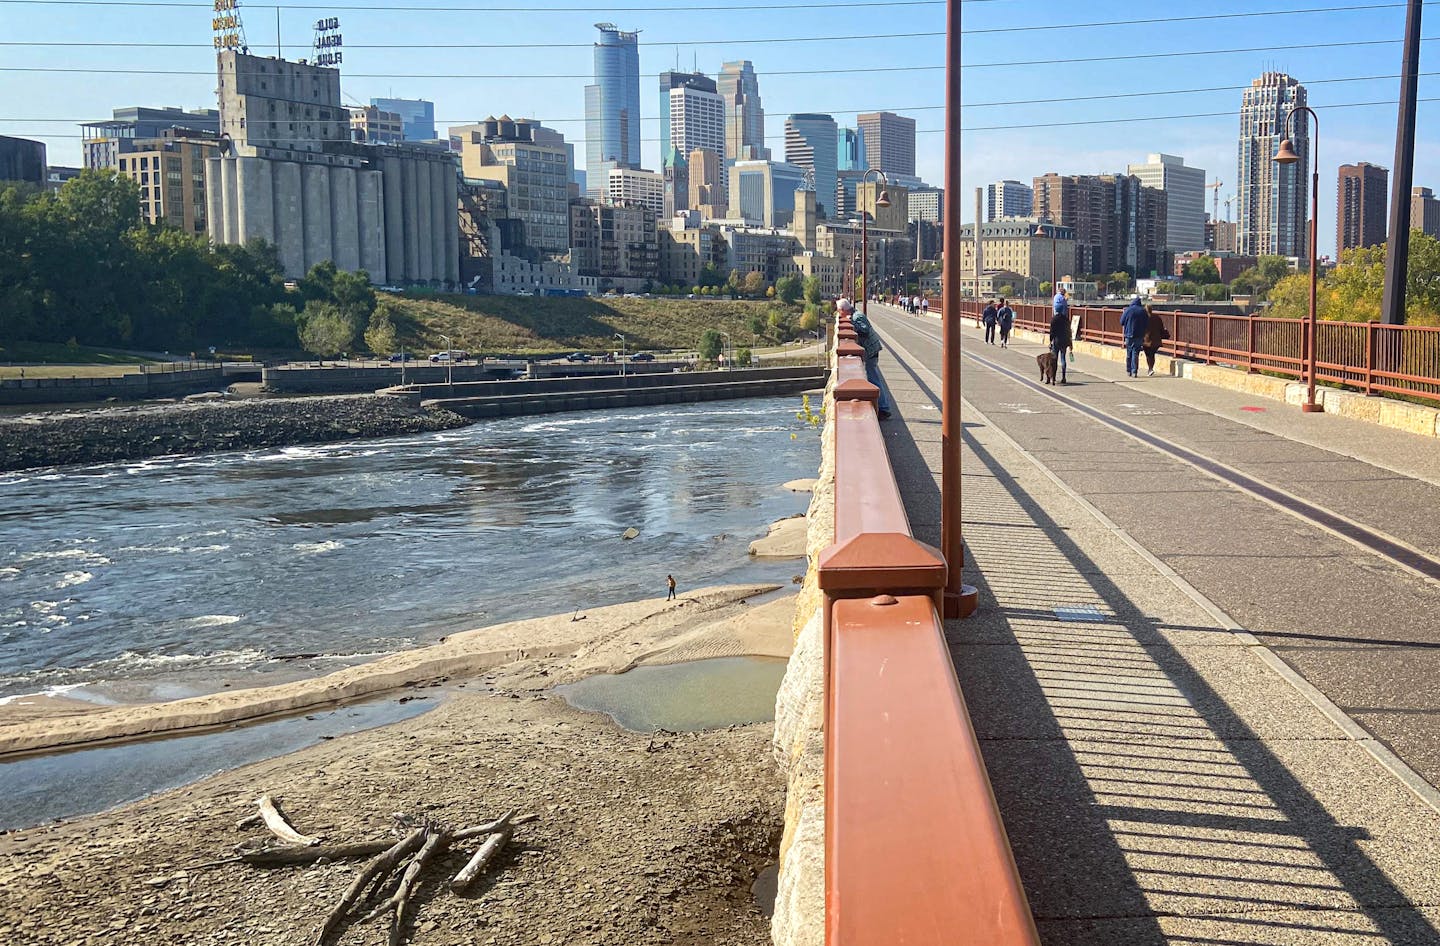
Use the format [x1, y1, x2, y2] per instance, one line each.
[817, 313, 1038, 945]
[943, 300, 1440, 406]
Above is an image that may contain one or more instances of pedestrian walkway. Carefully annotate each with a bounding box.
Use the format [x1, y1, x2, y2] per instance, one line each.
[864, 306, 1440, 944]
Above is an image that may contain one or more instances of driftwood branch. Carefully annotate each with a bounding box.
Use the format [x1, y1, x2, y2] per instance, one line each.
[256, 794, 320, 846]
[450, 810, 516, 894]
[240, 838, 397, 867]
[452, 811, 537, 841]
[358, 829, 452, 946]
[314, 828, 427, 946]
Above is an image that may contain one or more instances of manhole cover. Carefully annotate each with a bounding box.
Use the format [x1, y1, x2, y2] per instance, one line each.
[1053, 605, 1110, 622]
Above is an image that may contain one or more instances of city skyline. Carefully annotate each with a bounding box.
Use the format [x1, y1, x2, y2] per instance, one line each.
[5, 0, 1440, 257]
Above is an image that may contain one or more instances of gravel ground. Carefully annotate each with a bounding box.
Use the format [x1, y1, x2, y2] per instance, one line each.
[0, 395, 471, 472]
[0, 688, 783, 945]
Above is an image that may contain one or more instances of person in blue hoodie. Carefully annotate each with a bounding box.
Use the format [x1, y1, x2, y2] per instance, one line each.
[842, 298, 894, 419]
[1120, 296, 1148, 377]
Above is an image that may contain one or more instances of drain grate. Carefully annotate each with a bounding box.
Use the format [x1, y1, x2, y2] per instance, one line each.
[1052, 605, 1110, 622]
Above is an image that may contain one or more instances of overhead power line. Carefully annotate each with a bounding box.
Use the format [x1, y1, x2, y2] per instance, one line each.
[2, 35, 1440, 71]
[0, 0, 980, 8]
[9, 71, 1438, 126]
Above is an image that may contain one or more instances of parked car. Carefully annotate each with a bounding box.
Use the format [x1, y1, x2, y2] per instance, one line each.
[565, 352, 592, 363]
[388, 352, 416, 362]
[630, 352, 655, 362]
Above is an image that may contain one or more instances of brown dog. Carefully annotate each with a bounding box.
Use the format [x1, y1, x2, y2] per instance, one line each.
[1037, 350, 1058, 385]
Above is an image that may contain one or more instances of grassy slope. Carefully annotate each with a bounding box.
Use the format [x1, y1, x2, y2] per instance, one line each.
[385, 294, 786, 356]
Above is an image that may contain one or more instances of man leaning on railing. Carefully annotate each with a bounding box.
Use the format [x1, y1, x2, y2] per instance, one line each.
[840, 298, 894, 420]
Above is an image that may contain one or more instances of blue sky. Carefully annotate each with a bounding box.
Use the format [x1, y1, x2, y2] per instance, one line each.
[3, 0, 1438, 258]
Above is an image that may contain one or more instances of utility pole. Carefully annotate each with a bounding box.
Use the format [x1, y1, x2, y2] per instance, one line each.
[1382, 0, 1423, 324]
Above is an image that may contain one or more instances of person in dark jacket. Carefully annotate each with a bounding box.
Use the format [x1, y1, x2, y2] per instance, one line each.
[843, 298, 894, 419]
[996, 298, 1015, 347]
[1120, 296, 1148, 377]
[981, 299, 999, 345]
[1142, 305, 1169, 376]
[1048, 306, 1073, 383]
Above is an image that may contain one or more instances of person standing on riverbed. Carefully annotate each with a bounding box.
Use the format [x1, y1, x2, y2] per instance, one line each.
[666, 574, 677, 601]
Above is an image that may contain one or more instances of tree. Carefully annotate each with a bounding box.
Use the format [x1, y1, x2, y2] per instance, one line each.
[735, 347, 752, 366]
[798, 308, 820, 332]
[298, 300, 359, 356]
[743, 271, 766, 296]
[1039, 281, 1053, 296]
[1108, 271, 1132, 293]
[698, 329, 723, 361]
[1183, 256, 1220, 284]
[802, 275, 823, 305]
[363, 303, 399, 354]
[776, 274, 803, 304]
[766, 285, 776, 298]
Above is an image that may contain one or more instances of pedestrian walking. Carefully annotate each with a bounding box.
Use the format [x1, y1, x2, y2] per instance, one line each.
[844, 298, 894, 420]
[1049, 292, 1073, 384]
[997, 298, 1015, 347]
[921, 296, 929, 315]
[1142, 304, 1169, 377]
[981, 298, 999, 345]
[1120, 296, 1148, 378]
[666, 574, 677, 601]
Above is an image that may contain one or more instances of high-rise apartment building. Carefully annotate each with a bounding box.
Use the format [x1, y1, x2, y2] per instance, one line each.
[837, 127, 866, 172]
[1205, 218, 1238, 253]
[369, 97, 435, 141]
[116, 128, 220, 234]
[1336, 162, 1388, 253]
[1237, 72, 1308, 258]
[0, 135, 46, 186]
[1412, 186, 1440, 238]
[855, 111, 916, 177]
[453, 117, 574, 256]
[785, 113, 839, 218]
[79, 106, 220, 170]
[350, 105, 404, 144]
[1033, 172, 1168, 275]
[1126, 153, 1206, 252]
[584, 24, 641, 198]
[910, 187, 943, 223]
[607, 166, 665, 219]
[718, 60, 769, 162]
[985, 180, 1032, 221]
[568, 200, 658, 281]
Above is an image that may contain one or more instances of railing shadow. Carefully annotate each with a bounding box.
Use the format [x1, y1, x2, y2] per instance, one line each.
[875, 345, 1440, 944]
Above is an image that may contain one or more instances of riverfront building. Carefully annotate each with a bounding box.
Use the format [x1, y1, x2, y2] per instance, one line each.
[116, 128, 220, 234]
[1237, 72, 1309, 258]
[1336, 162, 1389, 253]
[453, 117, 574, 256]
[79, 106, 219, 171]
[349, 106, 404, 144]
[584, 24, 642, 198]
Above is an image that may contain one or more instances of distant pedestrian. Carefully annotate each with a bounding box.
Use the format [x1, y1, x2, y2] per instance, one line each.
[843, 298, 894, 420]
[666, 574, 677, 601]
[1120, 296, 1148, 378]
[981, 298, 999, 345]
[921, 296, 929, 315]
[997, 298, 1015, 348]
[1049, 294, 1073, 384]
[1142, 305, 1170, 377]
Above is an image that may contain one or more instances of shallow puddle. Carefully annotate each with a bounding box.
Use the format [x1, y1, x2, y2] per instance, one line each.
[0, 695, 437, 831]
[556, 656, 788, 732]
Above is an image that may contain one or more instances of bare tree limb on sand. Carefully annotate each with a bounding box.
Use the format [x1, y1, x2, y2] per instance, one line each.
[450, 810, 516, 894]
[358, 828, 453, 946]
[315, 827, 427, 946]
[255, 794, 320, 846]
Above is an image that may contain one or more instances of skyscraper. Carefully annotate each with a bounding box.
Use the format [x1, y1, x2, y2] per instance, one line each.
[855, 111, 916, 177]
[837, 127, 866, 172]
[718, 60, 769, 162]
[659, 72, 722, 168]
[985, 180, 1032, 221]
[1237, 72, 1308, 258]
[1033, 172, 1167, 275]
[584, 23, 641, 198]
[785, 113, 838, 218]
[1336, 162, 1388, 253]
[1412, 186, 1440, 238]
[1126, 153, 1206, 252]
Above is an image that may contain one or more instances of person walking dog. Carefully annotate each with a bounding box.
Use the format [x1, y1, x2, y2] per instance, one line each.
[1120, 296, 1148, 378]
[1142, 304, 1169, 376]
[1049, 297, 1073, 384]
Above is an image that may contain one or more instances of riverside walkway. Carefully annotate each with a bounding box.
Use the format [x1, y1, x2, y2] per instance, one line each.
[864, 303, 1440, 944]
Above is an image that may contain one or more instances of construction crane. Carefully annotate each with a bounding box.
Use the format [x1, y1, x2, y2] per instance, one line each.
[1223, 195, 1233, 222]
[1206, 179, 1224, 222]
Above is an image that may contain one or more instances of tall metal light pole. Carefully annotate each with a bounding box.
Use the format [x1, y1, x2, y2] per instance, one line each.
[440, 333, 453, 388]
[941, 0, 977, 619]
[1275, 108, 1323, 413]
[860, 169, 891, 316]
[1382, 0, 1423, 325]
[614, 332, 626, 378]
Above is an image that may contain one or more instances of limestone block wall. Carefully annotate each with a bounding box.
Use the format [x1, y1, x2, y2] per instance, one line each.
[771, 354, 836, 946]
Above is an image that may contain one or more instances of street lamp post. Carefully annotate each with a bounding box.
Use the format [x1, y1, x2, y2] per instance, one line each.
[1274, 108, 1323, 413]
[439, 333, 453, 388]
[860, 169, 891, 316]
[614, 332, 626, 378]
[718, 330, 732, 370]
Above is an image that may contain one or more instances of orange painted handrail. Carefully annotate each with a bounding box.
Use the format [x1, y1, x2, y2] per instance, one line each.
[817, 315, 1037, 946]
[826, 594, 1039, 946]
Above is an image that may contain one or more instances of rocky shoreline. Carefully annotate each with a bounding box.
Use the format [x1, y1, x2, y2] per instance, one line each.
[0, 394, 472, 472]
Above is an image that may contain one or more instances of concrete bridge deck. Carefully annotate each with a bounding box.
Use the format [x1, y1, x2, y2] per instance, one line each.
[866, 304, 1440, 944]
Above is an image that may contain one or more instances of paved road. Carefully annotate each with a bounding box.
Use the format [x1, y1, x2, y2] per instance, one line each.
[868, 304, 1440, 789]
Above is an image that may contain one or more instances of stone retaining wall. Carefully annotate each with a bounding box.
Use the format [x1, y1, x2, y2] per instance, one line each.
[0, 367, 227, 405]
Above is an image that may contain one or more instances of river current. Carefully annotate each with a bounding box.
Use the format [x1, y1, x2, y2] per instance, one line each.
[0, 397, 816, 703]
